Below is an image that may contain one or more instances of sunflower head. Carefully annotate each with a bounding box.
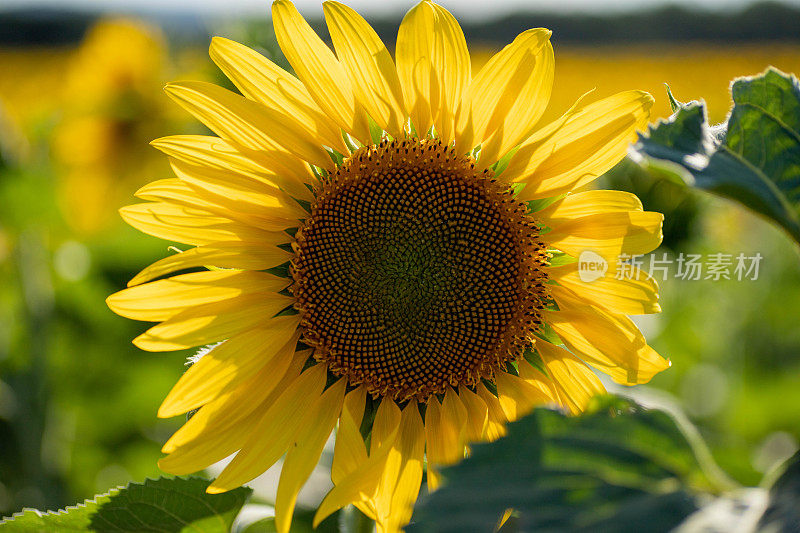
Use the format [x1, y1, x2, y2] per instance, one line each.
[107, 2, 668, 532]
[293, 137, 550, 402]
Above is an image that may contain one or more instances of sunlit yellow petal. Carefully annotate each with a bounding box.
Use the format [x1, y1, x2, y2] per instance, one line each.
[275, 378, 346, 533]
[209, 36, 348, 153]
[510, 90, 653, 200]
[456, 29, 552, 159]
[371, 398, 402, 452]
[162, 349, 308, 454]
[314, 406, 401, 527]
[323, 1, 405, 138]
[375, 402, 425, 533]
[135, 174, 299, 232]
[159, 349, 309, 473]
[127, 240, 292, 287]
[272, 0, 371, 143]
[107, 270, 288, 322]
[120, 202, 290, 245]
[424, 387, 467, 490]
[396, 1, 469, 143]
[134, 178, 210, 206]
[165, 81, 332, 169]
[133, 293, 293, 351]
[476, 383, 507, 441]
[207, 364, 328, 493]
[536, 190, 643, 226]
[548, 261, 661, 315]
[517, 359, 559, 402]
[545, 211, 664, 259]
[546, 285, 670, 384]
[457, 386, 489, 443]
[536, 339, 605, 414]
[170, 158, 305, 221]
[495, 366, 553, 421]
[151, 135, 316, 202]
[158, 318, 301, 417]
[332, 387, 368, 484]
[158, 409, 261, 476]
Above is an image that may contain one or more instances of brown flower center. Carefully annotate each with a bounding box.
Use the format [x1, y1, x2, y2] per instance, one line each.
[291, 138, 549, 402]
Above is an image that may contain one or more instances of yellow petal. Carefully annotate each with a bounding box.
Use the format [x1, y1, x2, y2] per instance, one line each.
[127, 240, 292, 287]
[371, 397, 402, 452]
[120, 202, 289, 246]
[457, 386, 489, 443]
[170, 158, 305, 222]
[207, 363, 328, 493]
[546, 285, 670, 384]
[209, 36, 348, 154]
[165, 81, 331, 169]
[162, 348, 308, 454]
[332, 387, 368, 484]
[517, 359, 559, 402]
[375, 402, 425, 533]
[275, 378, 346, 533]
[323, 1, 405, 138]
[510, 90, 654, 200]
[159, 349, 309, 474]
[135, 176, 298, 232]
[134, 178, 212, 207]
[456, 29, 552, 159]
[107, 270, 288, 322]
[495, 366, 553, 421]
[476, 383, 507, 441]
[497, 88, 596, 181]
[536, 339, 605, 414]
[158, 409, 261, 476]
[536, 190, 643, 227]
[314, 401, 401, 527]
[424, 388, 467, 490]
[548, 261, 661, 315]
[133, 293, 294, 351]
[396, 1, 469, 143]
[158, 318, 301, 417]
[151, 135, 315, 202]
[545, 211, 664, 259]
[272, 0, 371, 143]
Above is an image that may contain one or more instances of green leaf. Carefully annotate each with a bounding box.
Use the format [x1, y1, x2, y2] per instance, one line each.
[0, 493, 111, 531]
[632, 68, 800, 243]
[410, 397, 703, 533]
[89, 477, 251, 532]
[1, 477, 251, 533]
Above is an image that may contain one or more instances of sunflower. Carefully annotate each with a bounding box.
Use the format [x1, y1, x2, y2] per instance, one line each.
[107, 1, 669, 531]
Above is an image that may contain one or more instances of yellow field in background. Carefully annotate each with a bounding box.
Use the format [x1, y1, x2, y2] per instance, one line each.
[533, 43, 800, 124]
[0, 48, 70, 127]
[2, 42, 799, 138]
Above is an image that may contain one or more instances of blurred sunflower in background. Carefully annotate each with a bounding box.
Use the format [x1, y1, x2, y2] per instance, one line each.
[107, 0, 669, 531]
[52, 18, 171, 236]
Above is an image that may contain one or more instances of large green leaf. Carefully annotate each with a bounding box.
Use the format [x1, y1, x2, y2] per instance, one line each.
[410, 397, 704, 533]
[631, 68, 800, 243]
[0, 477, 251, 532]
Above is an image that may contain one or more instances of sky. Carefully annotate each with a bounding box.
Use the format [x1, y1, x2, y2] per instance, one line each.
[4, 0, 797, 19]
